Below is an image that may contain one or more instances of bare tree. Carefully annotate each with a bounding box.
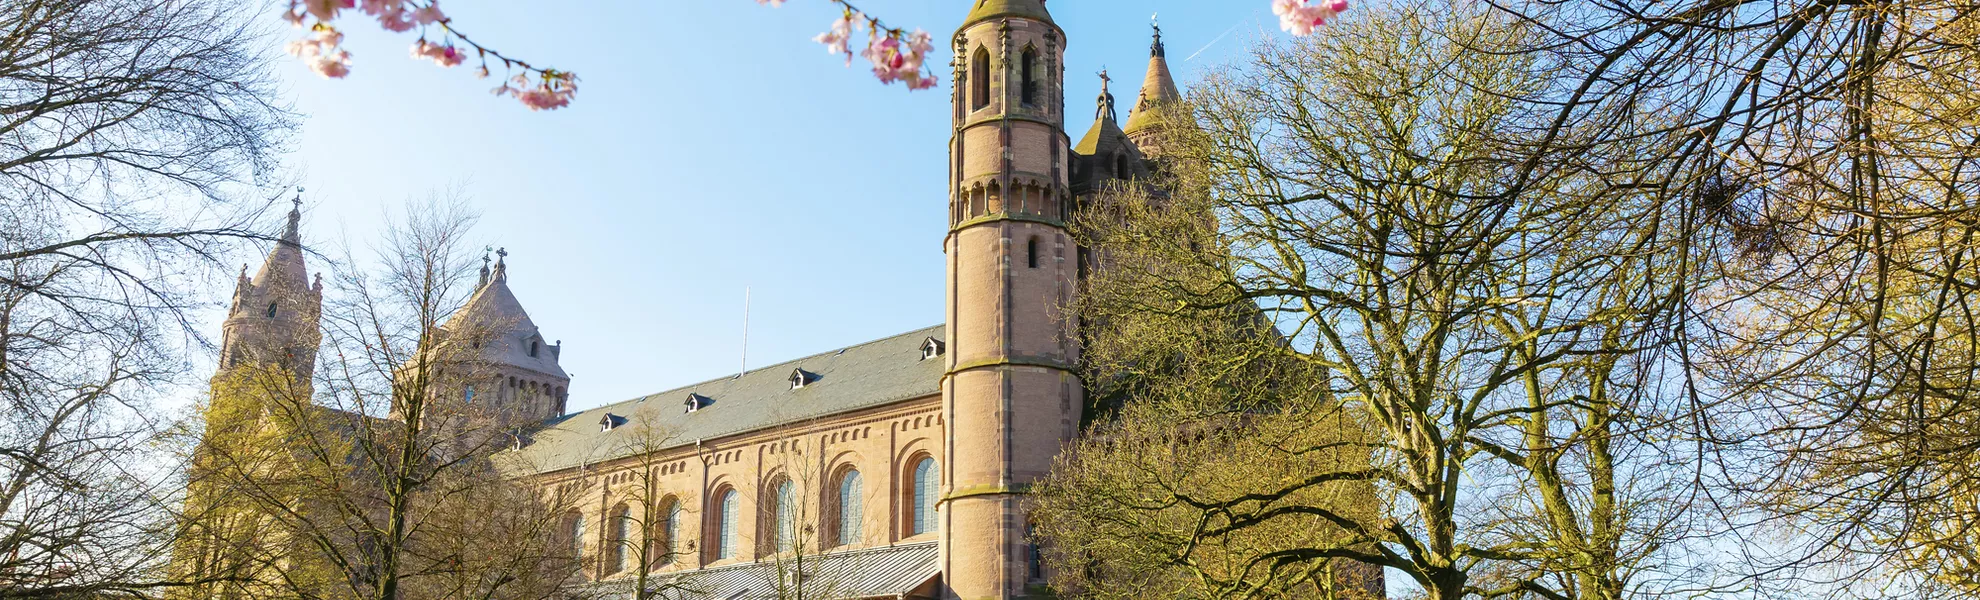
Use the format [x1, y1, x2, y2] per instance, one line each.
[1480, 1, 1980, 594]
[0, 0, 291, 596]
[1035, 4, 1711, 600]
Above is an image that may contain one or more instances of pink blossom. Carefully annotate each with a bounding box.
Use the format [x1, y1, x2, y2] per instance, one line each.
[286, 27, 353, 78]
[412, 1, 446, 25]
[411, 39, 467, 67]
[358, 0, 399, 15]
[377, 8, 416, 32]
[1272, 0, 1347, 36]
[281, 9, 305, 27]
[814, 14, 854, 61]
[301, 0, 353, 22]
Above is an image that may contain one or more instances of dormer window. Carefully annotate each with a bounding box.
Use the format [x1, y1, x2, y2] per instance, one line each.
[528, 340, 540, 358]
[684, 393, 712, 413]
[599, 413, 625, 432]
[920, 337, 946, 361]
[789, 369, 815, 390]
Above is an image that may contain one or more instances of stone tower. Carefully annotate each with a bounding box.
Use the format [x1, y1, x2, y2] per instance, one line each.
[943, 1, 1080, 598]
[216, 199, 323, 380]
[433, 250, 570, 425]
[1122, 23, 1182, 160]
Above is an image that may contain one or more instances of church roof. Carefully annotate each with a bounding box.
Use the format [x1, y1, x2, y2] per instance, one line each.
[1075, 113, 1133, 157]
[963, 0, 1051, 27]
[445, 257, 567, 379]
[507, 325, 945, 475]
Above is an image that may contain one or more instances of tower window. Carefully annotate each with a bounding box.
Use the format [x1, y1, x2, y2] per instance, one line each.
[464, 385, 475, 404]
[1027, 237, 1040, 269]
[1116, 153, 1130, 179]
[1020, 48, 1038, 106]
[529, 340, 540, 357]
[970, 48, 990, 111]
[265, 302, 278, 318]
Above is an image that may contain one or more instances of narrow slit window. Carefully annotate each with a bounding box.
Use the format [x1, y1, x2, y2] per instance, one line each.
[266, 302, 278, 318]
[1020, 48, 1038, 106]
[1027, 237, 1039, 269]
[971, 48, 991, 111]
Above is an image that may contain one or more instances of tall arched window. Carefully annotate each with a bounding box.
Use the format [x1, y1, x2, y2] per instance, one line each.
[564, 511, 587, 559]
[768, 478, 797, 553]
[1027, 237, 1039, 269]
[606, 503, 631, 574]
[837, 469, 864, 547]
[653, 497, 679, 568]
[911, 457, 939, 536]
[970, 48, 991, 111]
[1020, 48, 1038, 106]
[716, 489, 739, 560]
[265, 302, 278, 318]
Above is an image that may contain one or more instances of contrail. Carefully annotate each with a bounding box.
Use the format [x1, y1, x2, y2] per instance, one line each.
[1186, 21, 1247, 62]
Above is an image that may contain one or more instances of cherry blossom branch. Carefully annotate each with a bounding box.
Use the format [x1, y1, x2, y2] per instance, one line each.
[282, 0, 576, 110]
[279, 0, 1342, 113]
[764, 0, 938, 90]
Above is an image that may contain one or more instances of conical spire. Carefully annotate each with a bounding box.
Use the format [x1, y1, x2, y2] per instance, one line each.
[253, 191, 310, 289]
[445, 248, 568, 379]
[1124, 18, 1183, 147]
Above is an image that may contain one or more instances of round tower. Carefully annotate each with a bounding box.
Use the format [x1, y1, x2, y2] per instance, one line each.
[942, 1, 1079, 598]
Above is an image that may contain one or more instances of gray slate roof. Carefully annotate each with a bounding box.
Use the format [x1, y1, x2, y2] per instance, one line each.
[447, 261, 569, 379]
[585, 541, 939, 600]
[510, 325, 945, 474]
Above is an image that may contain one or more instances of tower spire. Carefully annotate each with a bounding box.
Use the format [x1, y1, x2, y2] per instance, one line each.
[1123, 20, 1183, 158]
[1096, 68, 1116, 123]
[280, 188, 303, 247]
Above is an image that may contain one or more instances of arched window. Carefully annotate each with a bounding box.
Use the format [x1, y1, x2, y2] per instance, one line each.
[653, 497, 680, 568]
[1026, 237, 1039, 269]
[911, 457, 939, 536]
[564, 511, 586, 559]
[716, 489, 739, 560]
[1116, 153, 1130, 179]
[1020, 48, 1038, 106]
[265, 302, 278, 318]
[768, 478, 797, 553]
[529, 340, 540, 357]
[837, 469, 863, 547]
[970, 48, 990, 111]
[606, 503, 631, 574]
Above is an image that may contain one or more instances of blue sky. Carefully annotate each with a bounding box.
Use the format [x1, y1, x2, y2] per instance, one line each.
[261, 0, 1290, 410]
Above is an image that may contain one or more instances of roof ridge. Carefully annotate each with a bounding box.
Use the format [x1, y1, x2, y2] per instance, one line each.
[572, 324, 942, 416]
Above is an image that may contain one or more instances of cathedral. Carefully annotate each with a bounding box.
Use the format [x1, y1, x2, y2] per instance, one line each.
[200, 2, 1373, 599]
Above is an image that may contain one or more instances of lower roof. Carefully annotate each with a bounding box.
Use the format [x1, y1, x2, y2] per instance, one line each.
[506, 325, 945, 475]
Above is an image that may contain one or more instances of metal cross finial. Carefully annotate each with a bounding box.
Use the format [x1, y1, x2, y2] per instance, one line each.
[293, 186, 304, 208]
[496, 247, 508, 261]
[1099, 67, 1111, 90]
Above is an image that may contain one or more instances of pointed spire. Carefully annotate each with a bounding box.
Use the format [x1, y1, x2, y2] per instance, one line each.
[1125, 20, 1183, 155]
[1151, 13, 1166, 58]
[491, 247, 509, 285]
[478, 248, 492, 288]
[280, 188, 303, 247]
[1095, 68, 1117, 123]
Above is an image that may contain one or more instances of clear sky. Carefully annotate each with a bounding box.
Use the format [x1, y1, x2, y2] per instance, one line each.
[256, 0, 1292, 412]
